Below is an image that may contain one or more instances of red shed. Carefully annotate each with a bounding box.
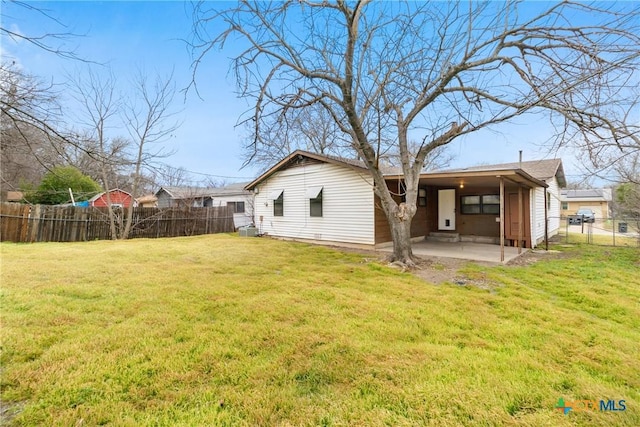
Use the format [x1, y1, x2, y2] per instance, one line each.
[89, 189, 133, 208]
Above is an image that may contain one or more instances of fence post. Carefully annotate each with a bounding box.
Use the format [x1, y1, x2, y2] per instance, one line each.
[19, 204, 30, 242]
[29, 205, 41, 242]
[612, 216, 616, 247]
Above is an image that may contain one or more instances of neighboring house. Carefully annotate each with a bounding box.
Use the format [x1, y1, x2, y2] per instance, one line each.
[136, 194, 158, 208]
[156, 186, 218, 208]
[245, 150, 566, 249]
[89, 189, 133, 208]
[560, 189, 612, 220]
[155, 183, 254, 228]
[2, 191, 24, 203]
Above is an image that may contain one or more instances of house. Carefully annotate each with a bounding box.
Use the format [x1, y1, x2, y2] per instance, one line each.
[2, 191, 24, 203]
[244, 150, 566, 249]
[136, 194, 158, 208]
[155, 183, 254, 228]
[560, 189, 612, 220]
[89, 189, 133, 208]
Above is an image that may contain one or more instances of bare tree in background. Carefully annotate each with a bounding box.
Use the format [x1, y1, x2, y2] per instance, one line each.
[68, 68, 125, 237]
[68, 68, 179, 239]
[191, 1, 639, 265]
[1, 0, 84, 61]
[241, 103, 353, 171]
[121, 72, 180, 239]
[0, 62, 65, 192]
[151, 164, 192, 188]
[1, 1, 95, 193]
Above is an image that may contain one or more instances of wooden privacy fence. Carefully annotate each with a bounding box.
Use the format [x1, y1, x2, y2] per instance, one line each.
[0, 203, 235, 243]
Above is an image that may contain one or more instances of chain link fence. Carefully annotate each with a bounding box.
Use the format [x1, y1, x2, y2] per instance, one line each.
[554, 215, 640, 247]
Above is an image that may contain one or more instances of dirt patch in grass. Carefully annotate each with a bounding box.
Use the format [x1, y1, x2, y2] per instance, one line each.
[505, 247, 578, 266]
[331, 244, 579, 285]
[410, 248, 578, 285]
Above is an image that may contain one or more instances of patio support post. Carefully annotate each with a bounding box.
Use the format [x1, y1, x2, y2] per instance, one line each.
[518, 185, 523, 253]
[500, 177, 505, 262]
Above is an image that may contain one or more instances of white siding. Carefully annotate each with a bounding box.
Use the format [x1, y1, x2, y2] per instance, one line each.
[210, 195, 255, 229]
[252, 162, 375, 245]
[530, 178, 561, 247]
[546, 178, 561, 236]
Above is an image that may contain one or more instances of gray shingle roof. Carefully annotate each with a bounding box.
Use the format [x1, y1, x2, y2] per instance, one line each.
[561, 189, 612, 201]
[157, 183, 251, 199]
[437, 159, 566, 187]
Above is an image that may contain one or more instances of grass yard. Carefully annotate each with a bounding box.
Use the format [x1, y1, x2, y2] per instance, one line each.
[560, 232, 639, 247]
[1, 235, 639, 426]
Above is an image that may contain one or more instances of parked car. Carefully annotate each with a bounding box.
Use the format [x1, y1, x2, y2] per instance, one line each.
[575, 208, 596, 223]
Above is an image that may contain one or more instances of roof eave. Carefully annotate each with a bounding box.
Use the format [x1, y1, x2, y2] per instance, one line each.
[245, 150, 369, 190]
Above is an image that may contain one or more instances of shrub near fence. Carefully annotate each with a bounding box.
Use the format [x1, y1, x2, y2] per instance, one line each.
[0, 203, 235, 243]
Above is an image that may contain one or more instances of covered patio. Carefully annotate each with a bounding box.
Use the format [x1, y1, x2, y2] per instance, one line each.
[380, 162, 553, 262]
[378, 239, 525, 264]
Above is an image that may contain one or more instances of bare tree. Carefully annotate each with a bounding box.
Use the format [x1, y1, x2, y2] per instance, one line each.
[66, 68, 179, 239]
[241, 103, 354, 171]
[1, 0, 85, 61]
[67, 68, 127, 237]
[0, 63, 65, 189]
[191, 1, 640, 265]
[1, 2, 96, 194]
[121, 72, 180, 238]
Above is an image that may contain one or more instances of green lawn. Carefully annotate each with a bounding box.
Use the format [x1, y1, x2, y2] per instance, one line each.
[1, 235, 639, 426]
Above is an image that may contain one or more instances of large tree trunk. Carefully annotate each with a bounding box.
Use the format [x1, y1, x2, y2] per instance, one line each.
[379, 195, 417, 267]
[388, 215, 415, 266]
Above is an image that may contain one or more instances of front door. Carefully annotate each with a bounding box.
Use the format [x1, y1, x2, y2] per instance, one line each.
[438, 189, 456, 230]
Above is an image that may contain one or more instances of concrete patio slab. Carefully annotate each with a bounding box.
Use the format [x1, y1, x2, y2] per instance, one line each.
[379, 240, 526, 264]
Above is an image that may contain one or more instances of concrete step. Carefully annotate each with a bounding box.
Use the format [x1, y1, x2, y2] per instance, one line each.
[427, 232, 460, 243]
[460, 235, 499, 244]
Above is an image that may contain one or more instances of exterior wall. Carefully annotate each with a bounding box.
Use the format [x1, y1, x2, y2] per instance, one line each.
[156, 189, 173, 208]
[210, 194, 255, 229]
[530, 178, 561, 246]
[546, 178, 561, 236]
[252, 162, 376, 245]
[456, 186, 501, 237]
[374, 180, 429, 244]
[91, 190, 133, 208]
[531, 187, 545, 246]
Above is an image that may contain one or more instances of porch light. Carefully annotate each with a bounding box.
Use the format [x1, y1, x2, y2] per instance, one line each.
[459, 182, 464, 189]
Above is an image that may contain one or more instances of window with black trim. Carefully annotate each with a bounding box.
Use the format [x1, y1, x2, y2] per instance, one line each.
[561, 201, 568, 210]
[461, 195, 500, 214]
[481, 195, 500, 214]
[273, 192, 284, 216]
[310, 189, 323, 217]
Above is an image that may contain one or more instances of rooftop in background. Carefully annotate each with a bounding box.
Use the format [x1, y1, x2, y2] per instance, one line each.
[156, 183, 251, 200]
[560, 188, 612, 201]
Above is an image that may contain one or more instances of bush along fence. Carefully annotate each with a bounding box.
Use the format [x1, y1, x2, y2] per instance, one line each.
[554, 215, 640, 247]
[0, 203, 235, 243]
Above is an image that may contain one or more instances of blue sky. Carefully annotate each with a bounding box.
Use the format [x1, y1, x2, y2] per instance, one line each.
[2, 1, 585, 184]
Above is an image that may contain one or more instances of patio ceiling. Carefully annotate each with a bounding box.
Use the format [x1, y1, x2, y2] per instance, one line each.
[386, 169, 548, 189]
